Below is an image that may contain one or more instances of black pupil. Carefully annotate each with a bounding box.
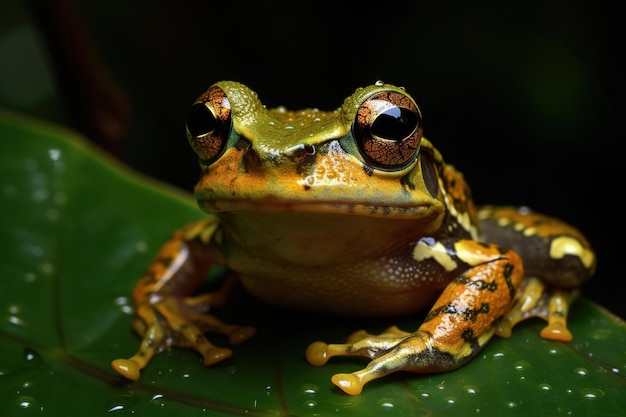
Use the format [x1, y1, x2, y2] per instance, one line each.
[371, 107, 418, 140]
[187, 103, 217, 137]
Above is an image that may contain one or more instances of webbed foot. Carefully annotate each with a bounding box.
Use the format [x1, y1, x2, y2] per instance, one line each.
[496, 276, 578, 342]
[112, 290, 255, 380]
[307, 329, 456, 395]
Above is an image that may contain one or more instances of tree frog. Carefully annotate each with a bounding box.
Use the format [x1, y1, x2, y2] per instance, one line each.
[111, 81, 596, 395]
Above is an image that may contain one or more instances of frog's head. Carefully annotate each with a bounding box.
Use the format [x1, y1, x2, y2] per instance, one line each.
[186, 81, 448, 261]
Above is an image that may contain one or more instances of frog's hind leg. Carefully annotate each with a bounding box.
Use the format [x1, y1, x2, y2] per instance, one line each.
[496, 276, 579, 342]
[308, 330, 454, 395]
[478, 206, 596, 343]
[306, 242, 524, 395]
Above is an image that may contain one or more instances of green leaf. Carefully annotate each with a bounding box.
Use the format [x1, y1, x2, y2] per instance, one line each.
[1, 110, 624, 416]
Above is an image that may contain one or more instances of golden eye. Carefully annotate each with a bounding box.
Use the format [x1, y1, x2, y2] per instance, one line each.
[186, 85, 231, 163]
[354, 90, 423, 170]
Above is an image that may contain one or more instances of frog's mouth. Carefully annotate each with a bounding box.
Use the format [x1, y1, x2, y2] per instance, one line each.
[197, 198, 439, 220]
[197, 197, 444, 265]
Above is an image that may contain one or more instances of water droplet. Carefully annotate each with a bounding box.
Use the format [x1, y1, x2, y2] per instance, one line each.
[301, 383, 318, 395]
[303, 399, 317, 408]
[150, 393, 166, 407]
[8, 304, 25, 326]
[377, 398, 395, 408]
[414, 390, 430, 399]
[580, 387, 605, 399]
[105, 391, 141, 413]
[463, 385, 479, 395]
[114, 296, 128, 305]
[48, 148, 61, 161]
[134, 241, 148, 253]
[506, 401, 518, 408]
[23, 348, 42, 367]
[114, 297, 133, 315]
[107, 404, 124, 412]
[513, 360, 532, 372]
[615, 361, 626, 373]
[375, 80, 384, 86]
[9, 315, 26, 326]
[15, 395, 37, 409]
[538, 383, 552, 391]
[573, 367, 588, 377]
[488, 345, 514, 360]
[444, 397, 457, 405]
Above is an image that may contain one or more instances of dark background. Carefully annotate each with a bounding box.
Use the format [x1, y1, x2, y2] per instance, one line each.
[1, 0, 622, 317]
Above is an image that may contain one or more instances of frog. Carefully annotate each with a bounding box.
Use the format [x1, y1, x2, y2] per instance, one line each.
[111, 81, 596, 395]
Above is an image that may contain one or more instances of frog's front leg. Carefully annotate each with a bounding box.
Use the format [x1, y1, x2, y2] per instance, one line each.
[111, 219, 255, 381]
[306, 237, 523, 395]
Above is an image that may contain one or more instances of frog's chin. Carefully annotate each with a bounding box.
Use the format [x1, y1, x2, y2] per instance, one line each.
[198, 199, 437, 220]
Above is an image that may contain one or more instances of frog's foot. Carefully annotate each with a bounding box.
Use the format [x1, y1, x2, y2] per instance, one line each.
[307, 326, 410, 367]
[111, 293, 256, 381]
[496, 276, 579, 342]
[307, 329, 458, 396]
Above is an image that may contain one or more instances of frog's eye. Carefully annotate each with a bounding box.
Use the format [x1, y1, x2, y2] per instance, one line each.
[354, 91, 423, 170]
[186, 86, 231, 163]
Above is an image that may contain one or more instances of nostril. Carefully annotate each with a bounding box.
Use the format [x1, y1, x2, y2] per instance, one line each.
[302, 144, 316, 155]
